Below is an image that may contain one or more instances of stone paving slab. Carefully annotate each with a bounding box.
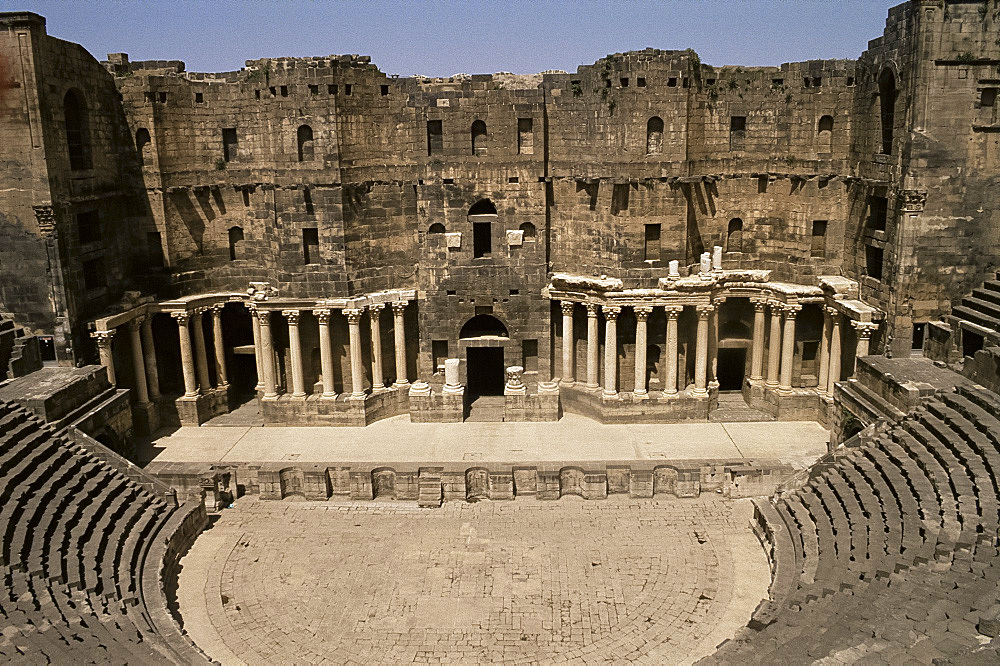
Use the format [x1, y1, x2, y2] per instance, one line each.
[176, 496, 770, 665]
[141, 414, 829, 468]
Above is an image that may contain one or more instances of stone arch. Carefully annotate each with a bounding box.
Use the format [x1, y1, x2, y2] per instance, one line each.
[460, 314, 509, 339]
[466, 467, 489, 501]
[653, 466, 679, 496]
[646, 116, 664, 155]
[559, 467, 585, 498]
[64, 88, 91, 170]
[471, 119, 487, 156]
[428, 222, 446, 234]
[297, 124, 314, 162]
[279, 467, 305, 499]
[726, 218, 743, 253]
[135, 128, 151, 166]
[818, 115, 834, 133]
[468, 199, 497, 217]
[519, 221, 536, 240]
[372, 467, 396, 499]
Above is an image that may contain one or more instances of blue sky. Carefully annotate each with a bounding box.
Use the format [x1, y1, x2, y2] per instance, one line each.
[8, 0, 898, 76]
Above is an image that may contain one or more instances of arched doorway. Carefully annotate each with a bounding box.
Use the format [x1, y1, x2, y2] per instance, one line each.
[460, 314, 508, 399]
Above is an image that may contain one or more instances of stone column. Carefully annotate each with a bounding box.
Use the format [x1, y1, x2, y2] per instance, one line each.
[391, 302, 409, 388]
[249, 305, 264, 392]
[750, 298, 767, 381]
[766, 303, 782, 389]
[817, 307, 832, 396]
[257, 309, 278, 398]
[191, 308, 212, 393]
[345, 308, 366, 397]
[586, 304, 599, 389]
[633, 306, 651, 397]
[171, 312, 198, 397]
[369, 304, 385, 391]
[127, 320, 150, 405]
[284, 310, 306, 397]
[693, 304, 713, 397]
[561, 301, 575, 386]
[708, 302, 720, 389]
[665, 306, 682, 395]
[92, 329, 116, 386]
[828, 311, 842, 396]
[314, 309, 336, 398]
[853, 321, 878, 358]
[140, 316, 160, 400]
[210, 305, 229, 389]
[603, 306, 620, 397]
[778, 304, 801, 393]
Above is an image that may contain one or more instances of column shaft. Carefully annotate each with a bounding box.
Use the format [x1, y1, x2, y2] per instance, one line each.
[346, 308, 366, 397]
[603, 307, 620, 397]
[250, 307, 264, 391]
[561, 302, 575, 385]
[828, 315, 842, 396]
[708, 305, 719, 388]
[173, 313, 198, 397]
[693, 306, 711, 397]
[818, 308, 832, 395]
[665, 307, 680, 395]
[258, 310, 278, 398]
[93, 330, 116, 386]
[586, 304, 599, 389]
[315, 310, 336, 398]
[140, 317, 160, 400]
[211, 306, 229, 388]
[633, 307, 650, 396]
[191, 309, 212, 392]
[128, 321, 149, 404]
[750, 300, 767, 381]
[766, 305, 782, 388]
[370, 304, 385, 391]
[285, 310, 306, 397]
[392, 302, 408, 387]
[779, 305, 800, 392]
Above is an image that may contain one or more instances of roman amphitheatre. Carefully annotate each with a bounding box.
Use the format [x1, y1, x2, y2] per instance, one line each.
[1, 1, 1000, 662]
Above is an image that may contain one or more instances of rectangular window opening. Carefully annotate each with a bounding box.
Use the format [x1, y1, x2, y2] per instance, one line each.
[308, 84, 319, 95]
[380, 84, 389, 96]
[328, 84, 338, 95]
[344, 84, 352, 95]
[82, 257, 106, 291]
[730, 116, 747, 132]
[668, 77, 678, 87]
[302, 227, 319, 265]
[846, 76, 855, 87]
[810, 220, 828, 258]
[254, 89, 261, 100]
[981, 88, 998, 107]
[813, 77, 822, 87]
[865, 244, 884, 281]
[644, 223, 661, 262]
[611, 183, 630, 215]
[280, 85, 288, 97]
[76, 210, 101, 245]
[157, 91, 167, 103]
[432, 340, 448, 374]
[194, 92, 204, 103]
[636, 77, 646, 87]
[508, 176, 519, 184]
[446, 290, 456, 296]
[517, 117, 533, 155]
[442, 178, 455, 184]
[522, 339, 538, 373]
[772, 78, 783, 86]
[222, 127, 238, 162]
[473, 221, 492, 258]
[867, 194, 888, 231]
[426, 119, 443, 156]
[509, 289, 519, 296]
[619, 77, 629, 88]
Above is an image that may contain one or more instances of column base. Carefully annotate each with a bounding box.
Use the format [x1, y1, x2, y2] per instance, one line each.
[392, 380, 410, 390]
[321, 392, 338, 400]
[601, 389, 619, 399]
[290, 392, 307, 399]
[691, 388, 709, 398]
[633, 389, 648, 399]
[585, 382, 600, 391]
[560, 379, 576, 388]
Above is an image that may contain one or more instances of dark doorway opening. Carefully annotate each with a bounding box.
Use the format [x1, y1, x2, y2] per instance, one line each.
[466, 347, 504, 398]
[716, 348, 746, 391]
[962, 329, 984, 358]
[912, 322, 925, 351]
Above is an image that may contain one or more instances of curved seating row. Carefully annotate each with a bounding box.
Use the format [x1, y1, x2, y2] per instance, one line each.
[0, 400, 210, 663]
[707, 384, 1000, 663]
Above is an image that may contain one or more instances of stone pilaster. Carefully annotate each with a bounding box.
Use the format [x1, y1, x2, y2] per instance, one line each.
[853, 321, 878, 357]
[92, 329, 116, 387]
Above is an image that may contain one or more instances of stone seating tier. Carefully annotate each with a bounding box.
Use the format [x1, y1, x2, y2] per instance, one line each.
[704, 385, 1000, 663]
[0, 400, 210, 664]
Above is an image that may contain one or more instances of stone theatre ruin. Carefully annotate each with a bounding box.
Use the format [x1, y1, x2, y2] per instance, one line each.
[2, 0, 1000, 661]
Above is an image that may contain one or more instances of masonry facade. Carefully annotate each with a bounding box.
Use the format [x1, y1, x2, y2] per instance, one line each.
[1, 2, 997, 428]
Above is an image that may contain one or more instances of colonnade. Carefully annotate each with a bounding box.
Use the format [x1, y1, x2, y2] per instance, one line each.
[556, 298, 873, 398]
[250, 301, 410, 400]
[91, 314, 165, 407]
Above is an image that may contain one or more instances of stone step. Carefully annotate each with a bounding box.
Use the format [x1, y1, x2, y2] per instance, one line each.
[952, 305, 1000, 332]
